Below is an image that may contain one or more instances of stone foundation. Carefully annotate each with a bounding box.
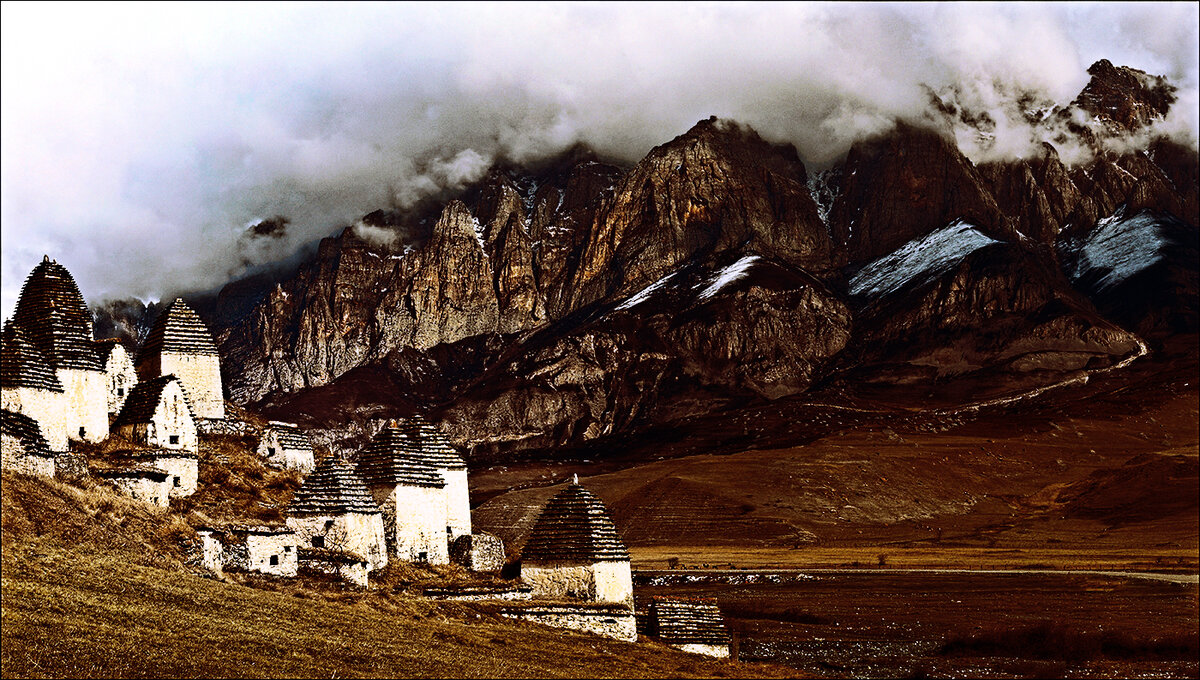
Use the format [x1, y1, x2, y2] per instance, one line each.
[424, 584, 532, 601]
[671, 643, 730, 658]
[500, 604, 637, 642]
[299, 548, 370, 587]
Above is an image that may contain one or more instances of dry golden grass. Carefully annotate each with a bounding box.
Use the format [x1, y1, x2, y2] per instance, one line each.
[0, 468, 798, 679]
[2, 542, 799, 679]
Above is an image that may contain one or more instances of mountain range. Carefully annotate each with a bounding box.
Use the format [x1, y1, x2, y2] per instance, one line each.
[98, 59, 1199, 463]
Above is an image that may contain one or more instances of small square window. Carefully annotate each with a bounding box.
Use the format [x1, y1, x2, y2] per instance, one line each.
[270, 555, 279, 566]
[418, 551, 428, 562]
[117, 387, 125, 397]
[169, 435, 179, 445]
[312, 536, 325, 548]
[284, 546, 293, 553]
[268, 447, 276, 456]
[447, 526, 453, 534]
[173, 477, 181, 487]
[79, 427, 86, 437]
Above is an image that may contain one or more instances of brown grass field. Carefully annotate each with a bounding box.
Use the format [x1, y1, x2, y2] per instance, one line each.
[0, 468, 795, 679]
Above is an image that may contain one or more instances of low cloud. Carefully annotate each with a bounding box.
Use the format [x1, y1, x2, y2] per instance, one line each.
[2, 3, 1196, 318]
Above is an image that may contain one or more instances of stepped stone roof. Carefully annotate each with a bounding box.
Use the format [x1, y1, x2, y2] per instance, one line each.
[138, 298, 219, 360]
[93, 338, 130, 364]
[266, 421, 313, 452]
[355, 423, 449, 488]
[1, 408, 51, 456]
[12, 257, 102, 371]
[113, 375, 194, 428]
[382, 416, 467, 469]
[1, 322, 64, 392]
[522, 481, 630, 563]
[288, 456, 381, 516]
[649, 598, 730, 646]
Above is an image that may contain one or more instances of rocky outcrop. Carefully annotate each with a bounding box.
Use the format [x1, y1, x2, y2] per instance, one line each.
[567, 118, 834, 311]
[829, 121, 1012, 265]
[437, 255, 850, 459]
[193, 59, 1198, 461]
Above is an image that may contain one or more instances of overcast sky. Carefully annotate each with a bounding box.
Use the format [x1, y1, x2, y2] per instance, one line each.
[2, 2, 1197, 321]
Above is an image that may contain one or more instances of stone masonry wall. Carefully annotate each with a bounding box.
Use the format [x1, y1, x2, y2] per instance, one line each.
[442, 467, 472, 540]
[149, 381, 198, 452]
[56, 368, 108, 443]
[158, 352, 224, 420]
[450, 533, 506, 572]
[149, 454, 198, 497]
[104, 345, 138, 415]
[257, 431, 315, 473]
[521, 560, 633, 604]
[374, 484, 449, 565]
[286, 512, 388, 572]
[502, 606, 637, 642]
[3, 386, 68, 451]
[1, 433, 55, 477]
[672, 643, 730, 658]
[299, 552, 370, 587]
[104, 473, 171, 507]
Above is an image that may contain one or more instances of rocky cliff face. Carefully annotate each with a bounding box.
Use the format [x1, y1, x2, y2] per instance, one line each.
[191, 59, 1197, 462]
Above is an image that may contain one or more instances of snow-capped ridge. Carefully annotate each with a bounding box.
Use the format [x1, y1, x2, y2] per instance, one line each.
[849, 221, 1000, 298]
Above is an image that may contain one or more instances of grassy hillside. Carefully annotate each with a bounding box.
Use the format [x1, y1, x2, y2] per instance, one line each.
[474, 371, 1199, 571]
[0, 468, 793, 679]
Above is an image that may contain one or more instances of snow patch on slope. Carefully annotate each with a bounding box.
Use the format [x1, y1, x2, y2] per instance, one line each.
[615, 271, 680, 311]
[849, 221, 998, 298]
[1063, 209, 1167, 291]
[695, 255, 761, 300]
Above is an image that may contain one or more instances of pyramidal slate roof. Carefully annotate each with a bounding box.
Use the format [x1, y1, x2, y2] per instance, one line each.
[1, 408, 51, 456]
[1, 322, 64, 392]
[355, 424, 447, 488]
[138, 298, 218, 360]
[12, 257, 101, 371]
[113, 375, 194, 428]
[522, 480, 630, 563]
[288, 456, 381, 516]
[391, 416, 468, 470]
[649, 598, 730, 646]
[266, 422, 313, 452]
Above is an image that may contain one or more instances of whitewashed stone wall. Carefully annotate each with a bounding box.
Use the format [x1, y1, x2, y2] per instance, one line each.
[3, 386, 69, 451]
[521, 560, 634, 605]
[1, 433, 56, 477]
[257, 430, 315, 473]
[117, 380, 198, 453]
[502, 606, 637, 642]
[196, 530, 225, 574]
[672, 643, 730, 658]
[441, 468, 472, 539]
[371, 483, 449, 565]
[154, 353, 224, 420]
[299, 550, 370, 587]
[56, 368, 108, 443]
[223, 530, 299, 578]
[146, 453, 198, 497]
[286, 512, 388, 572]
[101, 471, 171, 507]
[103, 345, 138, 415]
